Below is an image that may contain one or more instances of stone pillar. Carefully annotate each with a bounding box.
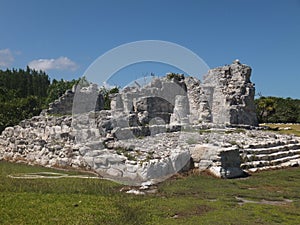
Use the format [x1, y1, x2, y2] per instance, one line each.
[198, 101, 212, 123]
[110, 94, 124, 111]
[170, 95, 190, 125]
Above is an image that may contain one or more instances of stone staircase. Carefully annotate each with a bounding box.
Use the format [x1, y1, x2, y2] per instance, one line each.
[240, 139, 300, 172]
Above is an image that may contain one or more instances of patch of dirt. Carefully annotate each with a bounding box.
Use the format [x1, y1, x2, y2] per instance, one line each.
[171, 205, 213, 218]
[7, 172, 98, 179]
[235, 196, 293, 206]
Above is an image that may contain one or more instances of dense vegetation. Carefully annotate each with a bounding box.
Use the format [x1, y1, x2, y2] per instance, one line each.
[255, 97, 300, 123]
[0, 68, 78, 132]
[45, 78, 78, 106]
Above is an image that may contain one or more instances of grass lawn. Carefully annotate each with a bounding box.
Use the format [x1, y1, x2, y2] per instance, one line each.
[262, 123, 300, 137]
[1, 161, 300, 224]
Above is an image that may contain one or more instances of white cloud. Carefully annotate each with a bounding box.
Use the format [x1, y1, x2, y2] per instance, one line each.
[0, 49, 14, 67]
[28, 56, 78, 71]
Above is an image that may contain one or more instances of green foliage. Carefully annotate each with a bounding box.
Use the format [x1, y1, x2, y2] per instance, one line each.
[0, 68, 80, 133]
[166, 73, 184, 81]
[255, 96, 300, 123]
[0, 96, 41, 131]
[115, 147, 137, 161]
[100, 86, 120, 110]
[45, 78, 79, 106]
[0, 66, 50, 98]
[0, 68, 52, 132]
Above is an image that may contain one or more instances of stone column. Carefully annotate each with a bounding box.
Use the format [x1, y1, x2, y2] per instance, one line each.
[170, 95, 190, 125]
[110, 94, 124, 111]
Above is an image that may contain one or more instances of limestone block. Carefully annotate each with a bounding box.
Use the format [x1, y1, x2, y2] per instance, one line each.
[106, 154, 126, 164]
[170, 95, 190, 125]
[112, 127, 136, 140]
[198, 159, 213, 171]
[138, 158, 175, 180]
[149, 124, 166, 136]
[106, 167, 123, 177]
[79, 146, 91, 155]
[57, 158, 69, 167]
[190, 144, 218, 163]
[170, 150, 191, 172]
[126, 163, 138, 173]
[93, 156, 108, 165]
[85, 141, 105, 150]
[83, 156, 94, 168]
[110, 93, 124, 111]
[84, 150, 104, 157]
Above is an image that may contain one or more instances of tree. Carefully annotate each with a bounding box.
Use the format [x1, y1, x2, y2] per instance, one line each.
[45, 78, 79, 107]
[255, 97, 276, 123]
[0, 67, 51, 132]
[100, 86, 120, 110]
[255, 96, 300, 123]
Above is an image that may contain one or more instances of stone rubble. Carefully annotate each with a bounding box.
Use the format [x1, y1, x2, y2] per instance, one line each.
[0, 60, 299, 185]
[1, 114, 299, 185]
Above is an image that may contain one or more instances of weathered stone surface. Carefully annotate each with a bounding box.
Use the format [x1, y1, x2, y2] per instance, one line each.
[1, 61, 299, 186]
[42, 83, 104, 116]
[136, 96, 174, 124]
[191, 144, 244, 178]
[202, 60, 258, 126]
[170, 95, 190, 125]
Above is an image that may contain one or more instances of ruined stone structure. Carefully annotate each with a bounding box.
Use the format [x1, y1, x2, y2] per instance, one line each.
[0, 61, 299, 185]
[43, 83, 104, 115]
[202, 59, 257, 126]
[109, 60, 258, 127]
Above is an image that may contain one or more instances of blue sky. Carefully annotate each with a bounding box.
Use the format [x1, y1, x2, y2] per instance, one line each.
[0, 0, 299, 98]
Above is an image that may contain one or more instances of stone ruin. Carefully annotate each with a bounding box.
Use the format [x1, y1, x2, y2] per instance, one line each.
[109, 59, 258, 127]
[0, 60, 299, 185]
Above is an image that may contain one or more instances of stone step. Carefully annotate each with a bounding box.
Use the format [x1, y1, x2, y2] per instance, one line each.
[246, 159, 300, 173]
[241, 143, 300, 155]
[271, 154, 300, 165]
[243, 149, 300, 162]
[244, 140, 298, 149]
[241, 154, 300, 169]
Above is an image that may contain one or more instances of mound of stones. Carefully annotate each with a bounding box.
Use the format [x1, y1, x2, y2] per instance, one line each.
[0, 114, 192, 185]
[0, 60, 299, 185]
[1, 114, 299, 185]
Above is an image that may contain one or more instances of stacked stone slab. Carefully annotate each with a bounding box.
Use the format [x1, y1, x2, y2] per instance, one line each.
[0, 114, 192, 185]
[190, 144, 244, 178]
[0, 116, 85, 168]
[1, 112, 299, 184]
[240, 138, 300, 172]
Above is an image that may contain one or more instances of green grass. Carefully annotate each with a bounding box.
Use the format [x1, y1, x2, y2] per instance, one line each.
[1, 161, 300, 224]
[262, 123, 300, 137]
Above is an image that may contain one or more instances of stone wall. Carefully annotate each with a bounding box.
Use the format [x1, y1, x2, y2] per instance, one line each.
[1, 113, 299, 184]
[42, 60, 257, 128]
[0, 60, 278, 185]
[43, 84, 104, 116]
[110, 60, 258, 127]
[0, 114, 192, 185]
[202, 60, 258, 126]
[43, 90, 75, 115]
